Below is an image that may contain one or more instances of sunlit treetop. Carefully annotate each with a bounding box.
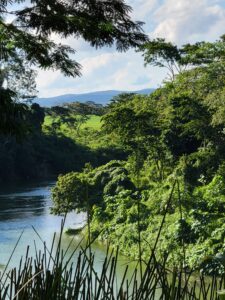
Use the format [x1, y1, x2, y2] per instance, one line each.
[139, 36, 225, 81]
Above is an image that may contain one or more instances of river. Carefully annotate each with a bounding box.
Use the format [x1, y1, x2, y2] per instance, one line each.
[0, 180, 131, 278]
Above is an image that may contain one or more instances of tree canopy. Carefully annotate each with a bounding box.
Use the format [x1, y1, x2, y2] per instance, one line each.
[139, 36, 225, 80]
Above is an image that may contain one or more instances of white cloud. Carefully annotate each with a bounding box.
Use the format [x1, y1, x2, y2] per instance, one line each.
[80, 53, 121, 76]
[36, 69, 60, 90]
[36, 50, 164, 97]
[128, 0, 158, 18]
[36, 0, 225, 97]
[152, 0, 225, 43]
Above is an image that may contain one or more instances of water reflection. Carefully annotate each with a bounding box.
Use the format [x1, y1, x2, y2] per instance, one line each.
[0, 196, 47, 221]
[0, 181, 85, 268]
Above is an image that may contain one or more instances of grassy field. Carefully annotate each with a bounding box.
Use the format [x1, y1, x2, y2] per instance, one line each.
[43, 114, 104, 148]
[44, 115, 102, 130]
[81, 115, 102, 130]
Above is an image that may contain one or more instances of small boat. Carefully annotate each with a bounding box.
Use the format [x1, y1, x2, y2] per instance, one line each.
[64, 224, 86, 235]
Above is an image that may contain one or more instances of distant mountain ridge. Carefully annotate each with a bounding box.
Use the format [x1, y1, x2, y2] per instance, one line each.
[34, 88, 154, 107]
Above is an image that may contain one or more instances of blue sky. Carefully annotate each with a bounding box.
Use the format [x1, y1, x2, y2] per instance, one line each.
[31, 0, 225, 97]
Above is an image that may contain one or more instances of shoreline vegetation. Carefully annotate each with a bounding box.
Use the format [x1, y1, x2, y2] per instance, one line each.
[2, 0, 225, 297]
[0, 102, 127, 183]
[50, 37, 225, 279]
[1, 219, 225, 299]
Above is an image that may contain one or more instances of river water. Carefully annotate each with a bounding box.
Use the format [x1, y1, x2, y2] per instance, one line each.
[0, 181, 82, 267]
[0, 181, 131, 278]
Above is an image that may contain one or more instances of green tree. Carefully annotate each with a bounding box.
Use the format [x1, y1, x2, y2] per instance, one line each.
[103, 93, 159, 149]
[51, 172, 89, 214]
[163, 93, 212, 157]
[63, 103, 91, 135]
[0, 85, 29, 137]
[139, 36, 225, 81]
[139, 38, 182, 80]
[0, 35, 38, 136]
[51, 160, 135, 215]
[102, 93, 160, 174]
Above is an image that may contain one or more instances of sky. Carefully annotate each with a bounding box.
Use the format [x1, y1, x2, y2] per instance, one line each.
[19, 0, 225, 97]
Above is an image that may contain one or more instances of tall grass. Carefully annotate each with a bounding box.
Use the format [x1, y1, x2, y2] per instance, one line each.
[1, 192, 225, 299]
[1, 224, 225, 299]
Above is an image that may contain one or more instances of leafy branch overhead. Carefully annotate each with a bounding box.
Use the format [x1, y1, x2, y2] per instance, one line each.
[1, 0, 148, 77]
[0, 0, 148, 135]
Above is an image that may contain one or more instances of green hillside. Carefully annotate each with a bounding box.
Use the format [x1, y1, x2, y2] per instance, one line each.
[34, 89, 154, 107]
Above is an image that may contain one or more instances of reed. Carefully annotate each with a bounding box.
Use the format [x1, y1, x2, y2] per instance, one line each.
[1, 196, 225, 299]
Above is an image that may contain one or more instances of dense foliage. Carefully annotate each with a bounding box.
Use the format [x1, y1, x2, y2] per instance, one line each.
[52, 36, 225, 274]
[0, 101, 126, 182]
